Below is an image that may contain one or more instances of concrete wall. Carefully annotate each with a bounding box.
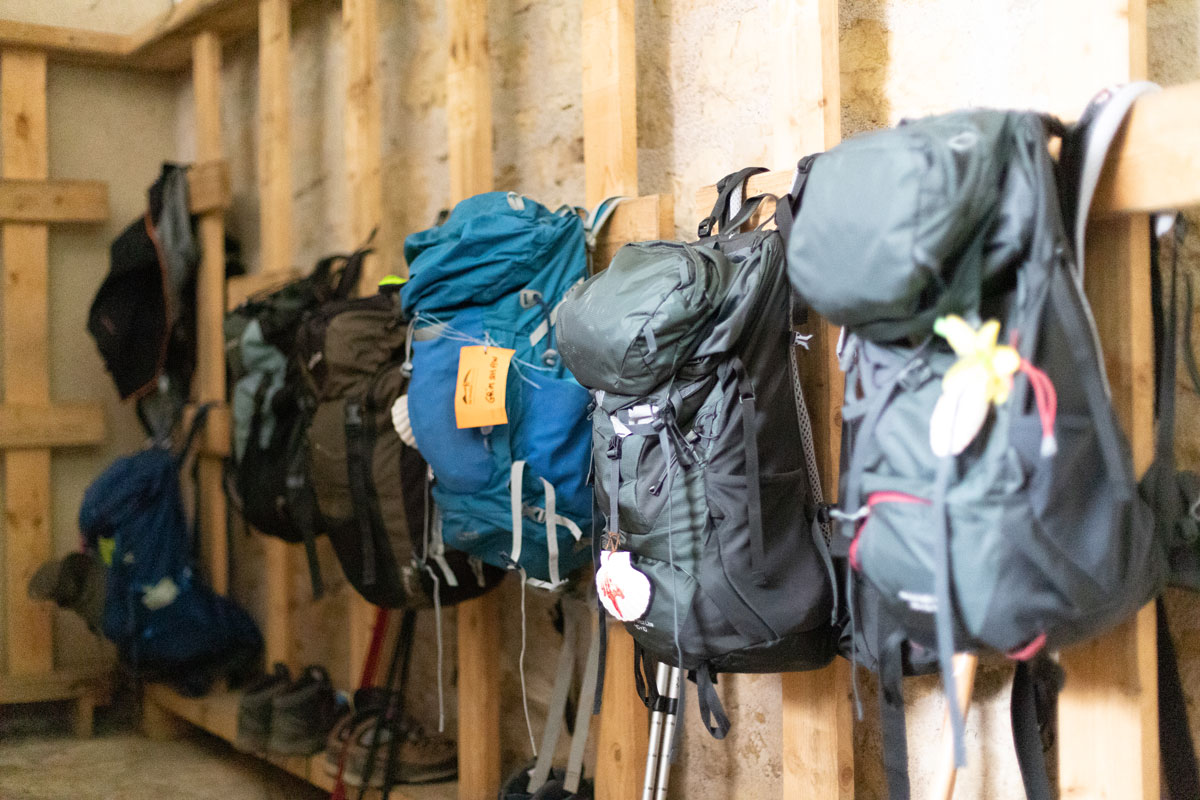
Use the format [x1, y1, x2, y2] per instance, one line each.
[3, 1, 1200, 798]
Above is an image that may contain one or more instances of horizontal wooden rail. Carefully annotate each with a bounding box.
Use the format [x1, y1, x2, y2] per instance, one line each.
[0, 402, 105, 449]
[0, 1, 281, 71]
[0, 20, 130, 68]
[593, 193, 674, 268]
[1092, 82, 1200, 216]
[0, 178, 106, 223]
[188, 159, 231, 215]
[695, 81, 1200, 226]
[0, 662, 113, 705]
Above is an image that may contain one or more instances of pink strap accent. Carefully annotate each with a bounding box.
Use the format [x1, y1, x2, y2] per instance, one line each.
[1007, 632, 1047, 661]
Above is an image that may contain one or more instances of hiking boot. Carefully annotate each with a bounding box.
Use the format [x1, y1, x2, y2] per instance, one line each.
[236, 663, 291, 752]
[323, 688, 392, 776]
[268, 665, 338, 756]
[339, 715, 457, 787]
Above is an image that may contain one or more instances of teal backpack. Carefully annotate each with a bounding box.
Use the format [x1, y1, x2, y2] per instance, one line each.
[399, 193, 620, 587]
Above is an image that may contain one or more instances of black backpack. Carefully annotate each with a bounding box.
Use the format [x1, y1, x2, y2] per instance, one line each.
[785, 86, 1200, 799]
[557, 169, 837, 738]
[294, 285, 506, 609]
[224, 248, 366, 596]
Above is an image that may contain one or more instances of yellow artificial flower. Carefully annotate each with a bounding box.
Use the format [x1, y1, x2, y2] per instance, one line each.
[933, 315, 1020, 405]
[928, 315, 1021, 457]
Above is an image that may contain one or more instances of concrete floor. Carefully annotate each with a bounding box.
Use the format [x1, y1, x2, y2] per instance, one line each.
[0, 696, 329, 800]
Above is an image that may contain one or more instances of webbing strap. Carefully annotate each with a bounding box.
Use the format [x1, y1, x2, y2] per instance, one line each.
[565, 620, 602, 794]
[732, 358, 767, 585]
[878, 631, 912, 800]
[1071, 82, 1162, 283]
[931, 455, 966, 768]
[510, 460, 526, 566]
[345, 401, 380, 587]
[695, 664, 730, 740]
[1158, 597, 1200, 800]
[606, 438, 622, 549]
[775, 155, 818, 247]
[529, 604, 579, 791]
[285, 400, 324, 599]
[1010, 660, 1054, 800]
[540, 477, 561, 588]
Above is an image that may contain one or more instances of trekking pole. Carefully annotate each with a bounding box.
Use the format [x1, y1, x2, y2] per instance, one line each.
[653, 666, 684, 800]
[641, 661, 672, 800]
[379, 609, 418, 800]
[933, 652, 979, 800]
[357, 609, 417, 800]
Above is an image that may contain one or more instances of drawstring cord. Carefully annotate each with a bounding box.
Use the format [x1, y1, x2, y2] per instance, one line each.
[517, 567, 537, 756]
[1018, 358, 1058, 457]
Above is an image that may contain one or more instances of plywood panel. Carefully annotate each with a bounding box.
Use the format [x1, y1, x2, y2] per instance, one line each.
[2, 48, 53, 678]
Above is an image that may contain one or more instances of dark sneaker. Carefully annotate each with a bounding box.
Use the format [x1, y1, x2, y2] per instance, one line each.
[236, 663, 291, 752]
[268, 665, 338, 756]
[340, 715, 457, 787]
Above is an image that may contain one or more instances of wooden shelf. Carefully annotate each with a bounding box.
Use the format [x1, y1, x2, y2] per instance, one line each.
[143, 683, 458, 800]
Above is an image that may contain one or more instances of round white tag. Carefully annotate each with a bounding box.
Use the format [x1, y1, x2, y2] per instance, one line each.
[595, 550, 652, 622]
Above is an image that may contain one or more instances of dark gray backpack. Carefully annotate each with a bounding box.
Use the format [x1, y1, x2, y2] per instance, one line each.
[785, 86, 1200, 799]
[558, 170, 837, 738]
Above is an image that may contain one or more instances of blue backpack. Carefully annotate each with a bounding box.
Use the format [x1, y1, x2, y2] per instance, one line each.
[79, 408, 262, 695]
[400, 193, 613, 587]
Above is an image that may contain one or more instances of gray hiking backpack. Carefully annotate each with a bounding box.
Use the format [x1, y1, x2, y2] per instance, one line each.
[784, 85, 1200, 799]
[557, 169, 837, 739]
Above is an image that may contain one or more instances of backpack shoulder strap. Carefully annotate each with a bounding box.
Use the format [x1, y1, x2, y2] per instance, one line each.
[697, 166, 768, 238]
[1062, 81, 1161, 279]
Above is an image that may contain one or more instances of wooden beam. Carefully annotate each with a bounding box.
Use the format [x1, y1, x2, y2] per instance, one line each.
[342, 0, 386, 701]
[2, 48, 54, 677]
[582, 0, 637, 202]
[1058, 4, 1159, 798]
[226, 269, 302, 311]
[1060, 215, 1159, 800]
[182, 402, 231, 459]
[446, 3, 501, 798]
[0, 179, 107, 224]
[344, 0, 385, 286]
[0, 20, 134, 69]
[128, 0, 264, 71]
[0, 403, 105, 449]
[592, 193, 673, 272]
[191, 32, 229, 597]
[0, 663, 113, 705]
[1092, 81, 1200, 217]
[764, 2, 854, 799]
[259, 0, 295, 672]
[188, 159, 231, 215]
[447, 0, 493, 202]
[581, 5, 652, 800]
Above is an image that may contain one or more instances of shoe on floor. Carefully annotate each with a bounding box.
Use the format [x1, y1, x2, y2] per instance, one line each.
[338, 714, 457, 787]
[268, 665, 338, 756]
[235, 663, 291, 753]
[324, 687, 392, 776]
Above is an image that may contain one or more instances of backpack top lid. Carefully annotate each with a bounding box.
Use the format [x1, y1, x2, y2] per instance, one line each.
[401, 191, 586, 318]
[785, 111, 1045, 343]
